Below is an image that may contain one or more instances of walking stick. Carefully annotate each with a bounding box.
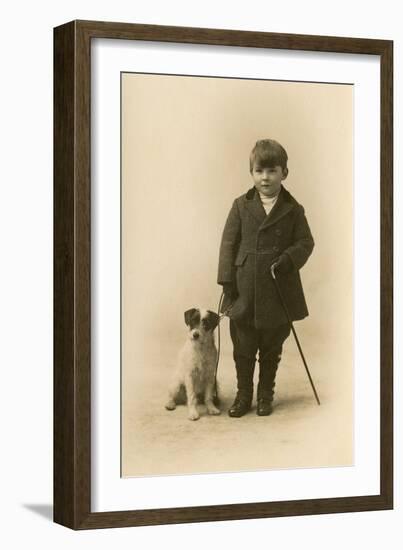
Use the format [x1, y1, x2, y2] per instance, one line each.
[270, 265, 321, 405]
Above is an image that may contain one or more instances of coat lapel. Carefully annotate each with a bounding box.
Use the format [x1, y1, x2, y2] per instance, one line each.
[258, 186, 294, 231]
[244, 187, 267, 226]
[244, 186, 294, 230]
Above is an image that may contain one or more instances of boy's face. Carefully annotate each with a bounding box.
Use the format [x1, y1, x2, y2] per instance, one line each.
[251, 163, 287, 198]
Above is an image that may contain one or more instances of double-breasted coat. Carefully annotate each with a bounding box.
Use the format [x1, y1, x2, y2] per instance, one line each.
[217, 185, 314, 329]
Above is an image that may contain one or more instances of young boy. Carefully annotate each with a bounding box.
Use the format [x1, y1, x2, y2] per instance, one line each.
[217, 139, 314, 417]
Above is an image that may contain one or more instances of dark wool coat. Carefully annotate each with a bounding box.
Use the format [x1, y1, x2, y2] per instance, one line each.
[217, 185, 314, 329]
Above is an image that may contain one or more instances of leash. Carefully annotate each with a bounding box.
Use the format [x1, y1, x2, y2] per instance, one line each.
[270, 265, 321, 405]
[213, 291, 232, 402]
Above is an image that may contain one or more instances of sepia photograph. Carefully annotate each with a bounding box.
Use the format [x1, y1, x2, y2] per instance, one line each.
[53, 19, 393, 529]
[121, 71, 353, 478]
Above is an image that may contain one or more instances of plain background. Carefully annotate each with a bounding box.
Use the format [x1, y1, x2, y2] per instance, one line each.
[121, 74, 353, 475]
[0, 0, 400, 548]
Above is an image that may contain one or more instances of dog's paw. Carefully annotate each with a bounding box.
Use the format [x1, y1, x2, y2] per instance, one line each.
[188, 410, 200, 421]
[165, 400, 176, 411]
[207, 406, 221, 416]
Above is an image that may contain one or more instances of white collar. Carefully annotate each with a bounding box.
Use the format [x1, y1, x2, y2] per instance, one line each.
[258, 192, 279, 203]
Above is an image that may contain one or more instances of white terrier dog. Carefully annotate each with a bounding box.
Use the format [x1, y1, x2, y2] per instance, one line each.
[165, 308, 221, 421]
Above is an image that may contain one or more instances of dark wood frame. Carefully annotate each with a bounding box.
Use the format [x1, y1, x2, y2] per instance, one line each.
[54, 20, 393, 530]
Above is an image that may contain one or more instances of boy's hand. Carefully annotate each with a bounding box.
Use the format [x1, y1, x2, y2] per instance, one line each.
[271, 254, 293, 274]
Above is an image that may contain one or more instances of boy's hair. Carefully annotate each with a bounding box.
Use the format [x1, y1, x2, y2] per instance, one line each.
[249, 139, 288, 172]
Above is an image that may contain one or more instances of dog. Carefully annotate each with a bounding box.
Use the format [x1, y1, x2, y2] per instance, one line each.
[165, 308, 221, 421]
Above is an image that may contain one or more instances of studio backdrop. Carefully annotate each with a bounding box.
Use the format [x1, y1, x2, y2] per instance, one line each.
[120, 72, 353, 477]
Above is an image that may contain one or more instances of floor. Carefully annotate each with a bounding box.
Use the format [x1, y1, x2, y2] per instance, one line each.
[121, 329, 353, 478]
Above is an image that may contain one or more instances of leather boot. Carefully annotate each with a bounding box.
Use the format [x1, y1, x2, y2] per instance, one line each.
[228, 392, 252, 417]
[256, 398, 273, 416]
[228, 360, 254, 417]
[257, 353, 280, 416]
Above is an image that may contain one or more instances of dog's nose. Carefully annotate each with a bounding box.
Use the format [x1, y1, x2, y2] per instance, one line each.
[192, 332, 200, 339]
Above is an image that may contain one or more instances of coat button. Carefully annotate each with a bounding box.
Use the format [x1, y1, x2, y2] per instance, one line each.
[275, 228, 282, 236]
[273, 245, 279, 252]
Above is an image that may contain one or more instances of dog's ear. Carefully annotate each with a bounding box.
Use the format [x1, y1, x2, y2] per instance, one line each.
[184, 308, 198, 327]
[205, 311, 220, 331]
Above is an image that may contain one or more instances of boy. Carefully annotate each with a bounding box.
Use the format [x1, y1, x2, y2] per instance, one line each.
[217, 139, 314, 417]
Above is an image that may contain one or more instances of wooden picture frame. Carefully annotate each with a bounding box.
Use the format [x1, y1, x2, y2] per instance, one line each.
[54, 20, 393, 529]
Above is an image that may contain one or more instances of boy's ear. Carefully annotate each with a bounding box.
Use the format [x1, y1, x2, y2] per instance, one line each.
[282, 167, 289, 180]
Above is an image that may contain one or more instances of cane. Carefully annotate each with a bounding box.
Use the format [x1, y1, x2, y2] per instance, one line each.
[270, 264, 320, 406]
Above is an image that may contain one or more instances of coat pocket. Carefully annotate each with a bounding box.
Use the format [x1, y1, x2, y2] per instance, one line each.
[234, 250, 248, 267]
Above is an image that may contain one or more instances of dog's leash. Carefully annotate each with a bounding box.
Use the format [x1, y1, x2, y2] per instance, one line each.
[213, 291, 233, 402]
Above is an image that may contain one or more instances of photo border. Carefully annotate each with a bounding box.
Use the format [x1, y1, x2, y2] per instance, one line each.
[53, 20, 393, 529]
